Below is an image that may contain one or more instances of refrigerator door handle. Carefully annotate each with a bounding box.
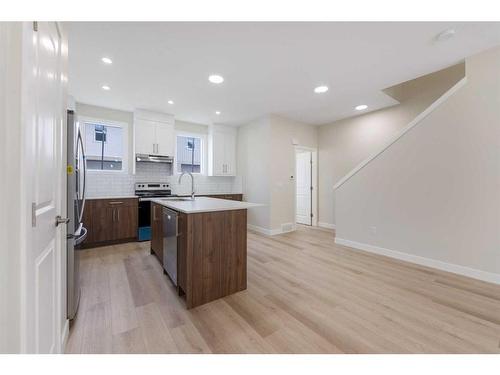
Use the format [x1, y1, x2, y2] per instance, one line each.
[77, 128, 87, 223]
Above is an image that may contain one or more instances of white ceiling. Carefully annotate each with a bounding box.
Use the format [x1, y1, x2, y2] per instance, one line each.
[68, 22, 500, 126]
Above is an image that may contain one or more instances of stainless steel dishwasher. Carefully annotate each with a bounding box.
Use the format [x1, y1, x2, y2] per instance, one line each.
[162, 207, 178, 286]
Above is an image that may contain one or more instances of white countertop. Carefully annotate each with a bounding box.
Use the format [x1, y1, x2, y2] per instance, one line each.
[87, 195, 139, 200]
[151, 197, 261, 214]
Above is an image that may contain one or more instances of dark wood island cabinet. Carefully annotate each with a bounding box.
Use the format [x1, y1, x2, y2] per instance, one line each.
[151, 197, 257, 309]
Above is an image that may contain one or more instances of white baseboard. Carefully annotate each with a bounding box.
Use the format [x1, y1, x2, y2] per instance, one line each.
[335, 238, 500, 285]
[318, 222, 336, 230]
[247, 224, 295, 236]
[61, 319, 69, 353]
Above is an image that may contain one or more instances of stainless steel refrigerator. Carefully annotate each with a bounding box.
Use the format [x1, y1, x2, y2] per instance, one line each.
[67, 110, 88, 320]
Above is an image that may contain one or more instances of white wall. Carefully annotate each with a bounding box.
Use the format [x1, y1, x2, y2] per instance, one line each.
[0, 22, 22, 353]
[238, 116, 272, 230]
[318, 64, 465, 226]
[335, 46, 500, 282]
[269, 115, 317, 231]
[75, 103, 241, 197]
[237, 114, 317, 234]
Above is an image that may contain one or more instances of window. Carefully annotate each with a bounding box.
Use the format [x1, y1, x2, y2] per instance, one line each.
[94, 125, 107, 143]
[176, 135, 202, 173]
[83, 120, 125, 171]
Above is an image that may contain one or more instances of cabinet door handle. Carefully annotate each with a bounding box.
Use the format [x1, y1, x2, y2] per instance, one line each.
[109, 201, 123, 205]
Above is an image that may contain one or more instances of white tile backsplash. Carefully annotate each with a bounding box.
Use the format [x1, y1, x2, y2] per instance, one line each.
[86, 162, 242, 198]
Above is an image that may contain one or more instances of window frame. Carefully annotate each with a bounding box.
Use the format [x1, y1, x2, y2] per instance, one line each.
[79, 116, 129, 174]
[174, 131, 206, 175]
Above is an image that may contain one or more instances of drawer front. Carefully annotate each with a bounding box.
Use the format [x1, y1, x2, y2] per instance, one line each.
[92, 198, 138, 209]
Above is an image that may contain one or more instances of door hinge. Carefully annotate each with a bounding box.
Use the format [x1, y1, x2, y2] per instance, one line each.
[310, 213, 314, 218]
[310, 186, 313, 190]
[33, 21, 38, 32]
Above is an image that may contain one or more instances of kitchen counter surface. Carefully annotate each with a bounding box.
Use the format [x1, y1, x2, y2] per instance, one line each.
[86, 195, 139, 200]
[151, 197, 261, 214]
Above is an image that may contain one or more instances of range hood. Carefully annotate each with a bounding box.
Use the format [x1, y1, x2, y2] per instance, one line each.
[136, 154, 174, 163]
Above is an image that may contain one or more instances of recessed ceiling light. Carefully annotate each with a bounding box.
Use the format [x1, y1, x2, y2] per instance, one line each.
[208, 74, 224, 84]
[168, 100, 174, 105]
[101, 85, 111, 91]
[215, 111, 221, 115]
[101, 57, 112, 64]
[314, 85, 329, 94]
[355, 104, 368, 111]
[435, 28, 456, 42]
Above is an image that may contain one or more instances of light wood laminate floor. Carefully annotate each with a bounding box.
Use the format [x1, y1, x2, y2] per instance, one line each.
[65, 226, 500, 353]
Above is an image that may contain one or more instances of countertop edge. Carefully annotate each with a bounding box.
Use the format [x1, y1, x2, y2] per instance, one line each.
[151, 197, 262, 214]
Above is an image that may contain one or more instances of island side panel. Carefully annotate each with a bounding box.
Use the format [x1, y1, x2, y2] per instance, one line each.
[177, 212, 187, 294]
[185, 209, 248, 309]
[221, 209, 247, 296]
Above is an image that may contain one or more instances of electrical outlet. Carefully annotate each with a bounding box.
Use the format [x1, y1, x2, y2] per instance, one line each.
[370, 226, 377, 235]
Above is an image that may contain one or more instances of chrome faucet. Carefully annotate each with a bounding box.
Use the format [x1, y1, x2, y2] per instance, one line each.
[178, 172, 195, 200]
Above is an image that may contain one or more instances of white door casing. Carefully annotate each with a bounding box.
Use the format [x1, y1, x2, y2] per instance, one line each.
[21, 22, 67, 353]
[296, 151, 312, 225]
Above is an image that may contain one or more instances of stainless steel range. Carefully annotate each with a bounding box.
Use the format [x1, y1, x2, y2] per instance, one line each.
[135, 182, 174, 241]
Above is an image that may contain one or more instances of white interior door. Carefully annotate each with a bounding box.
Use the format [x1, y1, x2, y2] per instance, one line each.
[23, 22, 66, 353]
[296, 151, 312, 225]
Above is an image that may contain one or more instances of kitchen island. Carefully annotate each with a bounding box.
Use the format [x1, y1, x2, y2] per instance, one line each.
[150, 197, 260, 309]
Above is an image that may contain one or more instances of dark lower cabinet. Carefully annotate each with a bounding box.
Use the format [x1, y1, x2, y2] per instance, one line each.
[81, 198, 138, 248]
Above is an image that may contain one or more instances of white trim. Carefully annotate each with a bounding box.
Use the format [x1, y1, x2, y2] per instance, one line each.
[333, 76, 468, 190]
[335, 237, 500, 285]
[61, 319, 69, 351]
[247, 224, 291, 236]
[318, 222, 336, 230]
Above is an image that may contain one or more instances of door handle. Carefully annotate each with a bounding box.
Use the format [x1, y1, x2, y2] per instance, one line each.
[55, 216, 70, 227]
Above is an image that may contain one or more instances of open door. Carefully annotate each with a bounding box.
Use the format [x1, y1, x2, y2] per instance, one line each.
[296, 151, 312, 225]
[22, 21, 67, 353]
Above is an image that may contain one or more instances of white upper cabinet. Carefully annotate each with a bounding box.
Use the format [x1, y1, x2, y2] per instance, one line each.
[208, 124, 237, 176]
[155, 121, 175, 156]
[134, 110, 175, 156]
[134, 118, 157, 155]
